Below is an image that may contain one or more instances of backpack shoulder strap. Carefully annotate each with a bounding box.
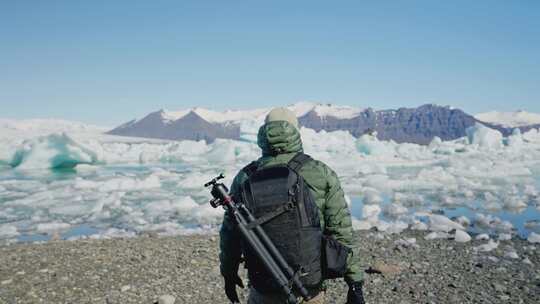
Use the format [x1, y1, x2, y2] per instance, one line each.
[241, 161, 259, 178]
[287, 153, 313, 173]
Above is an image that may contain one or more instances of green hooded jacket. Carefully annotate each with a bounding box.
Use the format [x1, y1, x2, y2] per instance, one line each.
[219, 120, 363, 284]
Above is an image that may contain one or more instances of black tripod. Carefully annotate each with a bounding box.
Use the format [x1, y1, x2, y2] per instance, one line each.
[205, 174, 311, 304]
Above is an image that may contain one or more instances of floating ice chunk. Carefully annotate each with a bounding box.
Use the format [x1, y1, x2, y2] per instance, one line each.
[428, 214, 465, 232]
[178, 172, 222, 190]
[351, 218, 372, 230]
[101, 174, 161, 192]
[362, 188, 383, 205]
[361, 174, 391, 192]
[145, 196, 224, 225]
[385, 221, 408, 234]
[74, 178, 99, 190]
[498, 233, 512, 241]
[357, 163, 387, 176]
[0, 225, 19, 239]
[527, 232, 540, 243]
[475, 213, 494, 228]
[524, 185, 538, 196]
[392, 193, 424, 207]
[523, 128, 540, 142]
[466, 123, 503, 149]
[506, 128, 524, 147]
[417, 166, 457, 188]
[474, 214, 514, 232]
[503, 197, 527, 210]
[0, 138, 21, 167]
[383, 203, 408, 218]
[454, 230, 471, 243]
[428, 136, 442, 149]
[356, 134, 396, 156]
[411, 220, 428, 231]
[474, 239, 499, 252]
[11, 133, 98, 169]
[475, 233, 490, 241]
[482, 192, 497, 203]
[302, 128, 358, 156]
[36, 222, 71, 234]
[424, 231, 450, 240]
[525, 220, 540, 229]
[145, 200, 179, 218]
[495, 220, 514, 232]
[454, 216, 471, 227]
[204, 139, 238, 164]
[191, 203, 224, 224]
[362, 204, 381, 219]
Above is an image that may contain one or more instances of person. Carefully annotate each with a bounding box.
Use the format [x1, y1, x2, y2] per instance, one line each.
[219, 107, 365, 304]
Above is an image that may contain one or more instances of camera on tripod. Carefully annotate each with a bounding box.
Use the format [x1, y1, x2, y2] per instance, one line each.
[204, 173, 229, 208]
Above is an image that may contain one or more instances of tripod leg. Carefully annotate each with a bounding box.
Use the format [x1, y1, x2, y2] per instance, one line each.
[239, 205, 311, 300]
[230, 207, 298, 304]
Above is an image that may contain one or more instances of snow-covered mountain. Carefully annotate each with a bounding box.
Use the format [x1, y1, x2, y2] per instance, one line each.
[108, 103, 540, 144]
[108, 102, 366, 142]
[107, 110, 241, 143]
[155, 102, 363, 124]
[475, 111, 540, 128]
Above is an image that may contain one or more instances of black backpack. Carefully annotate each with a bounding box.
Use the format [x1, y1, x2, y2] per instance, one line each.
[239, 153, 323, 294]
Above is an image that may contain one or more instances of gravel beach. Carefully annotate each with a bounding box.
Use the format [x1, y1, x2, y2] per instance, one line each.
[0, 230, 538, 304]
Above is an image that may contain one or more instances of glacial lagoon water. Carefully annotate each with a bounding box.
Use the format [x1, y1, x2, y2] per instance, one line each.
[1, 162, 539, 243]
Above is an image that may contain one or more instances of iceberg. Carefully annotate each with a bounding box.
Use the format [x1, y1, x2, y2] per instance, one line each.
[10, 133, 98, 170]
[466, 123, 503, 149]
[356, 133, 397, 157]
[506, 128, 524, 147]
[427, 214, 465, 232]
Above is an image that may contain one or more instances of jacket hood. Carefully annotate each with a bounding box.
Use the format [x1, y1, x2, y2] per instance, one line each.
[257, 121, 303, 156]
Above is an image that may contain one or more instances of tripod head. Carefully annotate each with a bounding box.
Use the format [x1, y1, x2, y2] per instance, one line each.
[204, 173, 225, 187]
[204, 173, 230, 208]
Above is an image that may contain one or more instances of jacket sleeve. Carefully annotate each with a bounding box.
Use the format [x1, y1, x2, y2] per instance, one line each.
[322, 166, 364, 283]
[218, 171, 246, 278]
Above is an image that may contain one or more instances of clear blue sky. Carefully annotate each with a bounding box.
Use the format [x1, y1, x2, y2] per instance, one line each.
[1, 1, 539, 126]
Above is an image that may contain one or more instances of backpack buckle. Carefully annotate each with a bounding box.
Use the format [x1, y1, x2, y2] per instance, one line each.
[286, 202, 295, 210]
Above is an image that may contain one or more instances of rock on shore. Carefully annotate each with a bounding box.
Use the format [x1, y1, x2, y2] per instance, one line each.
[0, 231, 538, 304]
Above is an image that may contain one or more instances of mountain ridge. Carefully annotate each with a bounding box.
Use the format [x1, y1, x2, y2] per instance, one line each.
[107, 103, 540, 144]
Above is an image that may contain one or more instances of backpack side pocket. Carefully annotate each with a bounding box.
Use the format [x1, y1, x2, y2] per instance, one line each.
[322, 235, 351, 279]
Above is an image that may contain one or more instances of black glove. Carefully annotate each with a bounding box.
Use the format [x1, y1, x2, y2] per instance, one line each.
[224, 274, 244, 303]
[346, 281, 365, 304]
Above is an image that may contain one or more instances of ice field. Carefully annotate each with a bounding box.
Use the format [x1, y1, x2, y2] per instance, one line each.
[1, 119, 540, 245]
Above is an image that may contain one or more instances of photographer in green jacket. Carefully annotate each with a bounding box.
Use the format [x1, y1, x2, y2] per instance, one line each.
[219, 107, 364, 304]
